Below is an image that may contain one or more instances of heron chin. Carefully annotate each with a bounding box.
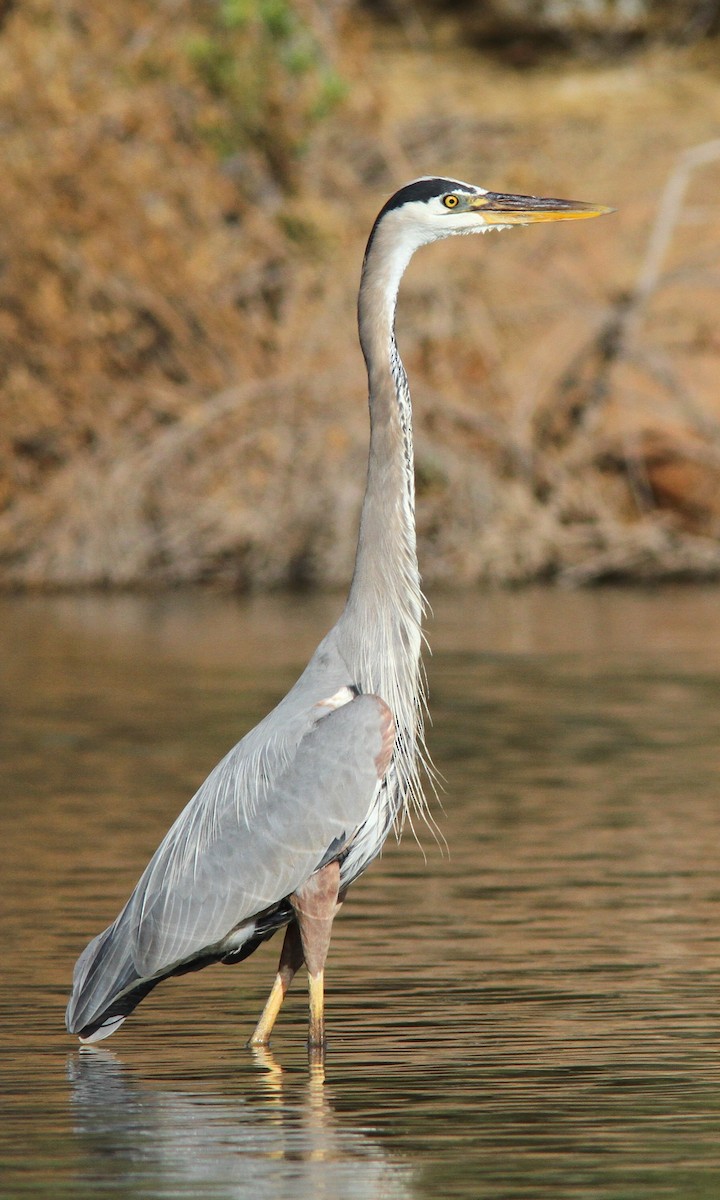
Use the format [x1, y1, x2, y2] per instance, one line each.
[66, 177, 611, 1052]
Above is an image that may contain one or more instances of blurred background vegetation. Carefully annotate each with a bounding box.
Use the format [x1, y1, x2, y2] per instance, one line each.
[2, 0, 720, 589]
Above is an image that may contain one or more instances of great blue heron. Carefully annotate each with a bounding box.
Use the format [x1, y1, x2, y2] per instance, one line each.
[66, 176, 610, 1049]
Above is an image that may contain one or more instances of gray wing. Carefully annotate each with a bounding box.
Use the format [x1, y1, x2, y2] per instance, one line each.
[123, 691, 394, 976]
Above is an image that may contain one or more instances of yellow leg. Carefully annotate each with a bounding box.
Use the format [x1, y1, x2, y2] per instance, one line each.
[247, 921, 304, 1047]
[308, 970, 325, 1048]
[249, 973, 286, 1047]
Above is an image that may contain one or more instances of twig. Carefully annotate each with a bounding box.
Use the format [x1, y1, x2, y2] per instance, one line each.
[535, 138, 720, 450]
[625, 138, 720, 342]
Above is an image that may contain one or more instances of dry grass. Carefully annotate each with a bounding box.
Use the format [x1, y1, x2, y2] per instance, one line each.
[2, 4, 720, 588]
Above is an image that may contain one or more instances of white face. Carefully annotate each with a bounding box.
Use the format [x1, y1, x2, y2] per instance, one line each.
[403, 191, 511, 238]
[384, 179, 514, 255]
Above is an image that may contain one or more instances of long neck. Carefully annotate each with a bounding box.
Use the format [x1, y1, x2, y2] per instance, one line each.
[344, 222, 422, 661]
[338, 221, 426, 823]
[352, 251, 418, 601]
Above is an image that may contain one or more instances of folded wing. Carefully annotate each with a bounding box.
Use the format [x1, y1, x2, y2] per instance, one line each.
[66, 692, 394, 1037]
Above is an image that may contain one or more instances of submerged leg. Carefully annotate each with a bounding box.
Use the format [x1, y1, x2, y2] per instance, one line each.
[290, 861, 341, 1048]
[248, 920, 304, 1047]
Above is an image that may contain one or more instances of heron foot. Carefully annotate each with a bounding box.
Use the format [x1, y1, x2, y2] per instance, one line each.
[307, 1042, 326, 1078]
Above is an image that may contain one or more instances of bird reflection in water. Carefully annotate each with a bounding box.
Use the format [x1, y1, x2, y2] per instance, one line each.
[68, 1048, 414, 1200]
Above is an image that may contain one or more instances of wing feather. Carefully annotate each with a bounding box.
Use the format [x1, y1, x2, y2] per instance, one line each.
[128, 693, 393, 976]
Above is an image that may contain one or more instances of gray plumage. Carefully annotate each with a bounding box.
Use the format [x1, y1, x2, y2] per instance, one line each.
[68, 687, 394, 1038]
[66, 176, 610, 1045]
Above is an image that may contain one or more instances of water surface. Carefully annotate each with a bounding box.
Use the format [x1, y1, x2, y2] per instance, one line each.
[3, 587, 720, 1198]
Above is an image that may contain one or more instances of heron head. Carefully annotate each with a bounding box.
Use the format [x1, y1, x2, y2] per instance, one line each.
[369, 175, 613, 258]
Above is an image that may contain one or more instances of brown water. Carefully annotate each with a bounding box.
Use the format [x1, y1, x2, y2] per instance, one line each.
[3, 586, 720, 1199]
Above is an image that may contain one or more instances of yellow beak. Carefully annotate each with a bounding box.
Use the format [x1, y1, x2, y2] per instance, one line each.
[469, 191, 614, 224]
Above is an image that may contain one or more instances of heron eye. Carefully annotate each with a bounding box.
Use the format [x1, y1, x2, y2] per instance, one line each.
[442, 195, 459, 209]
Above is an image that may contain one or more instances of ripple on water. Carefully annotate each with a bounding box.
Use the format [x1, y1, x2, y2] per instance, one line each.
[3, 588, 720, 1198]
